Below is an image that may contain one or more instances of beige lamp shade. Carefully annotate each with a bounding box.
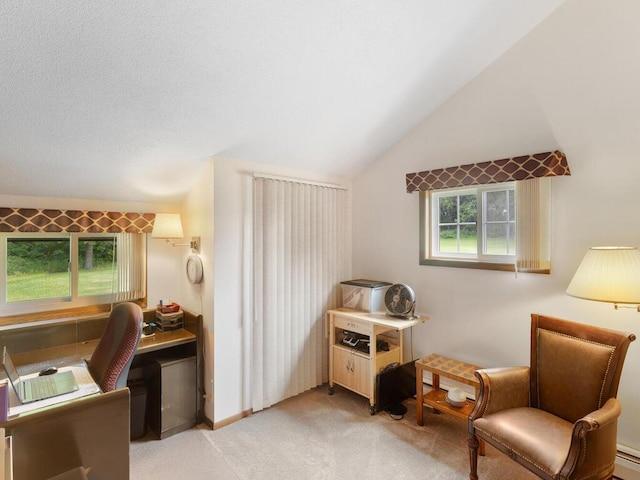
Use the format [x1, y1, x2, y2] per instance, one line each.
[566, 246, 640, 305]
[151, 213, 184, 239]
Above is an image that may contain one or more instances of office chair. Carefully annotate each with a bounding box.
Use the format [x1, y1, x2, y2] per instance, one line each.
[88, 302, 143, 392]
[468, 313, 635, 480]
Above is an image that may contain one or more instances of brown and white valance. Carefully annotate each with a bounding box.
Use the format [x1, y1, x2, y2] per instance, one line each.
[0, 208, 155, 233]
[406, 150, 570, 193]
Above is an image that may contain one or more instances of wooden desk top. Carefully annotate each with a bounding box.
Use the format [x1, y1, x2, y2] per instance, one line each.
[1, 328, 197, 421]
[10, 328, 196, 373]
[416, 353, 481, 386]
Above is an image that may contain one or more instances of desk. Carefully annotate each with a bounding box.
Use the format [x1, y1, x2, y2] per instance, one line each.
[3, 309, 204, 428]
[3, 388, 130, 480]
[0, 310, 203, 480]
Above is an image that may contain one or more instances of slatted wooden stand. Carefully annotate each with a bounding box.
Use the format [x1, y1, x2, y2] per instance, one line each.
[416, 353, 485, 455]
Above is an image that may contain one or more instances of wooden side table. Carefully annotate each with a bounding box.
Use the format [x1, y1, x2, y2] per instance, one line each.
[416, 353, 485, 455]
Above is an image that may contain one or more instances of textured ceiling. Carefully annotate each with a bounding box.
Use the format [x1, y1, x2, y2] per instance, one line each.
[0, 1, 566, 204]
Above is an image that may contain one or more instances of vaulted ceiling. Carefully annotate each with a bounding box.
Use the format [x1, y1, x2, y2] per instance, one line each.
[0, 1, 566, 203]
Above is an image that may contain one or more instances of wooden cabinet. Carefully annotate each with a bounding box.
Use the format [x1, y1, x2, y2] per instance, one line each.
[327, 308, 426, 414]
[332, 347, 371, 397]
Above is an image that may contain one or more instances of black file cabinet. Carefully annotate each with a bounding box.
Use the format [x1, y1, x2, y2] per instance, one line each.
[148, 356, 197, 439]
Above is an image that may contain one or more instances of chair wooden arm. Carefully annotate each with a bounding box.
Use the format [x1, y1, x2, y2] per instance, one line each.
[561, 397, 621, 479]
[469, 366, 530, 421]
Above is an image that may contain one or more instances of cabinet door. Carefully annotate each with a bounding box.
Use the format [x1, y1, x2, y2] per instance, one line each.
[350, 353, 372, 397]
[332, 347, 371, 398]
[332, 347, 355, 389]
[151, 356, 197, 439]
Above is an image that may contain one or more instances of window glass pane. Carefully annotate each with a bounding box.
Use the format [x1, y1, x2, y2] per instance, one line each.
[485, 190, 508, 222]
[459, 195, 477, 223]
[509, 222, 516, 253]
[485, 223, 516, 255]
[439, 225, 458, 253]
[78, 237, 117, 296]
[459, 224, 477, 253]
[438, 196, 457, 223]
[485, 224, 508, 254]
[508, 190, 515, 222]
[6, 239, 70, 302]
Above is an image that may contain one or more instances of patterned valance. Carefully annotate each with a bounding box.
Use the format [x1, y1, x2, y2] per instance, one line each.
[406, 150, 570, 193]
[0, 208, 155, 233]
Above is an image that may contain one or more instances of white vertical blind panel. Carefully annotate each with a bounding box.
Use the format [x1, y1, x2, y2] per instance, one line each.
[515, 177, 551, 272]
[253, 181, 265, 410]
[115, 233, 146, 302]
[253, 177, 348, 411]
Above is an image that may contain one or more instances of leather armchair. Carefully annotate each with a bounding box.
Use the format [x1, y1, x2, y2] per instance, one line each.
[468, 313, 635, 480]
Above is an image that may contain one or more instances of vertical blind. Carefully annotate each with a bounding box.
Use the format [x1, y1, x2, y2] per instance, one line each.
[252, 176, 349, 412]
[114, 233, 147, 302]
[515, 177, 551, 273]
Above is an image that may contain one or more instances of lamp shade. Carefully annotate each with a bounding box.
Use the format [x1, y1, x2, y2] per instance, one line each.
[566, 246, 640, 304]
[151, 213, 184, 239]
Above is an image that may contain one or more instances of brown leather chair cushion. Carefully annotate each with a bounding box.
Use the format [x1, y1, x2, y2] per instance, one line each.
[474, 407, 572, 477]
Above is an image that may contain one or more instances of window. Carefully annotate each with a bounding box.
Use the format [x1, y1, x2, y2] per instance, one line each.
[2, 232, 146, 314]
[420, 178, 550, 273]
[431, 183, 515, 262]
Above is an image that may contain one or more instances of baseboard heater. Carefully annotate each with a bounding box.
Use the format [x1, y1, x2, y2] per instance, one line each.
[616, 446, 640, 479]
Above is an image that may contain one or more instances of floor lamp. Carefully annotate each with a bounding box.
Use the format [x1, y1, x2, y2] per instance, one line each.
[566, 246, 640, 311]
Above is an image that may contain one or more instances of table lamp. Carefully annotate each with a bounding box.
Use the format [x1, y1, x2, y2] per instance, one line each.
[566, 246, 640, 311]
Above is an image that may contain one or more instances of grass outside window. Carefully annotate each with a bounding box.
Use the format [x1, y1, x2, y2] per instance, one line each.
[7, 266, 117, 302]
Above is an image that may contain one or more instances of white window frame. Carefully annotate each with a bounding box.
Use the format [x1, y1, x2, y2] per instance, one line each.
[430, 187, 478, 261]
[429, 183, 515, 264]
[1, 232, 145, 315]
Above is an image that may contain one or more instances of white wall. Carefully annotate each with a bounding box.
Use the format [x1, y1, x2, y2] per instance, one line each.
[179, 160, 215, 421]
[146, 236, 183, 306]
[211, 156, 350, 424]
[352, 0, 640, 451]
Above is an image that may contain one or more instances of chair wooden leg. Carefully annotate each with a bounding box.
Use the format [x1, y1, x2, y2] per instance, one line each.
[468, 433, 480, 480]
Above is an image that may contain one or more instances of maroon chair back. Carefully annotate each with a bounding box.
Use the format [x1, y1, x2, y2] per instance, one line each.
[88, 302, 143, 392]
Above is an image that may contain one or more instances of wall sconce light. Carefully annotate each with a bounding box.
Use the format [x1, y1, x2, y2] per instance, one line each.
[566, 246, 640, 311]
[151, 213, 200, 252]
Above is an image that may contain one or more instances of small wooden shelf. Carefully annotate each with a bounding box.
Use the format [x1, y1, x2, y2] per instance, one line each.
[332, 344, 370, 358]
[421, 387, 475, 421]
[416, 353, 485, 455]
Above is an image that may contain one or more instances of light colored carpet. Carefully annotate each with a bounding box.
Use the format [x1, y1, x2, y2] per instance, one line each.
[131, 385, 537, 480]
